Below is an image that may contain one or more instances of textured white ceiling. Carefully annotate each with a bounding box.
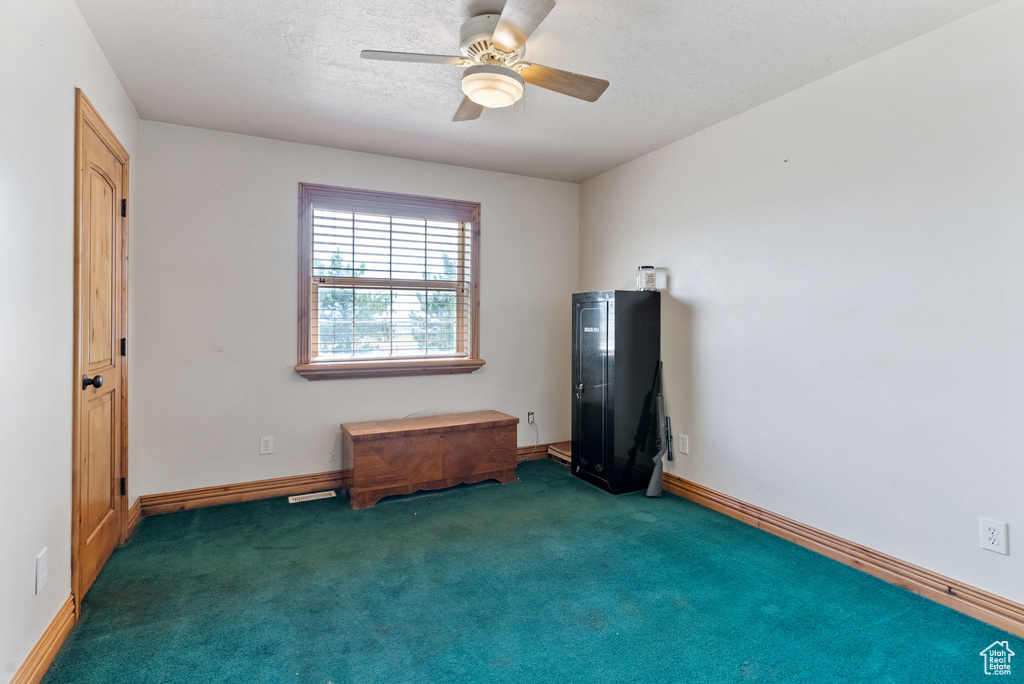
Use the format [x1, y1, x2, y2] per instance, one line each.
[75, 0, 999, 182]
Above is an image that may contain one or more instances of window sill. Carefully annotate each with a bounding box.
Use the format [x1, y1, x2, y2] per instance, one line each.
[295, 357, 486, 380]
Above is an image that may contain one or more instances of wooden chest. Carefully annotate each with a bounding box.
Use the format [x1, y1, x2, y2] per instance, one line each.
[340, 410, 520, 509]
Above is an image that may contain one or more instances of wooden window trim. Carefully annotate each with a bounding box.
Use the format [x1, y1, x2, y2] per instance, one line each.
[296, 183, 483, 380]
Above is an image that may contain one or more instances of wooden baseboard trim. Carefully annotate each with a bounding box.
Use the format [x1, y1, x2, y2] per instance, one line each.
[139, 470, 352, 516]
[127, 497, 142, 537]
[662, 472, 1024, 638]
[517, 442, 554, 461]
[139, 446, 557, 518]
[10, 595, 76, 684]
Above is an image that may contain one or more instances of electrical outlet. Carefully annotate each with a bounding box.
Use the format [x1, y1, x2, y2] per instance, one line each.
[527, 412, 535, 425]
[259, 436, 274, 455]
[980, 518, 1008, 555]
[35, 548, 47, 594]
[678, 434, 689, 455]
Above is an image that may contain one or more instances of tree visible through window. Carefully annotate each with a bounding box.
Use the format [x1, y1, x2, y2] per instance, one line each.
[296, 184, 483, 380]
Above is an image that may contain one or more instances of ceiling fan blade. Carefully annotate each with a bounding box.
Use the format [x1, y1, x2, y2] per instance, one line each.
[360, 50, 469, 66]
[491, 0, 556, 53]
[453, 96, 485, 122]
[518, 63, 609, 102]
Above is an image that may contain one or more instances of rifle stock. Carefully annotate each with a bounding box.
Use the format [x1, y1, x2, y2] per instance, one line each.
[646, 393, 670, 498]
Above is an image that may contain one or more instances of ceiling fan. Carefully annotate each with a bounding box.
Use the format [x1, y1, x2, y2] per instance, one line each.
[360, 0, 610, 121]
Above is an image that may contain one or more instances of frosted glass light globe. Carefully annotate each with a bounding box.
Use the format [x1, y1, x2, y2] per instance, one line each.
[461, 65, 525, 108]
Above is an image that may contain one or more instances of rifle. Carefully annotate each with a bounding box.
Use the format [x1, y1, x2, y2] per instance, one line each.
[645, 369, 674, 498]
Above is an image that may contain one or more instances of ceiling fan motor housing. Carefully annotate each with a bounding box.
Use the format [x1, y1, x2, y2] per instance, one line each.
[459, 14, 523, 62]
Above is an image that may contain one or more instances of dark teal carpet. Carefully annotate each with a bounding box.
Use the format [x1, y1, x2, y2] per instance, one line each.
[43, 460, 1018, 683]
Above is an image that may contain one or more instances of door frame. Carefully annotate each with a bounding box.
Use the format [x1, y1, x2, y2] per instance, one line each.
[71, 88, 131, 608]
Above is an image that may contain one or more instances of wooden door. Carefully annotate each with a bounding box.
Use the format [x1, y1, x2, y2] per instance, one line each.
[72, 90, 130, 602]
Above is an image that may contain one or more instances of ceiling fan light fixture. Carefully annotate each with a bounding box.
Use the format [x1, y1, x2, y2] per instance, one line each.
[461, 64, 524, 108]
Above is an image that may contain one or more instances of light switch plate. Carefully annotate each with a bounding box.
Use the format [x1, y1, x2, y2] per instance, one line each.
[35, 548, 47, 594]
[678, 434, 689, 455]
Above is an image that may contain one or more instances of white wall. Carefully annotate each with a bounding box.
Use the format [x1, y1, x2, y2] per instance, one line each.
[580, 0, 1024, 603]
[0, 0, 140, 677]
[136, 122, 577, 495]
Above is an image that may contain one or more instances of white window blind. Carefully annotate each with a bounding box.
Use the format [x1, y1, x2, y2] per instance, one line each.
[309, 208, 473, 361]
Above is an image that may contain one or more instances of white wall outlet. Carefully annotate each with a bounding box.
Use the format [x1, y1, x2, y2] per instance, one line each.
[527, 412, 535, 425]
[980, 518, 1008, 555]
[678, 434, 689, 455]
[35, 548, 47, 594]
[259, 436, 274, 455]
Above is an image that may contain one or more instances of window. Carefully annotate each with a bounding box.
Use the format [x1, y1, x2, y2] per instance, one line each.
[295, 184, 483, 380]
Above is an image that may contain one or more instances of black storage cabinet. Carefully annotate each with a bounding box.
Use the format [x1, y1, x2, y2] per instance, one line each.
[571, 290, 661, 494]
